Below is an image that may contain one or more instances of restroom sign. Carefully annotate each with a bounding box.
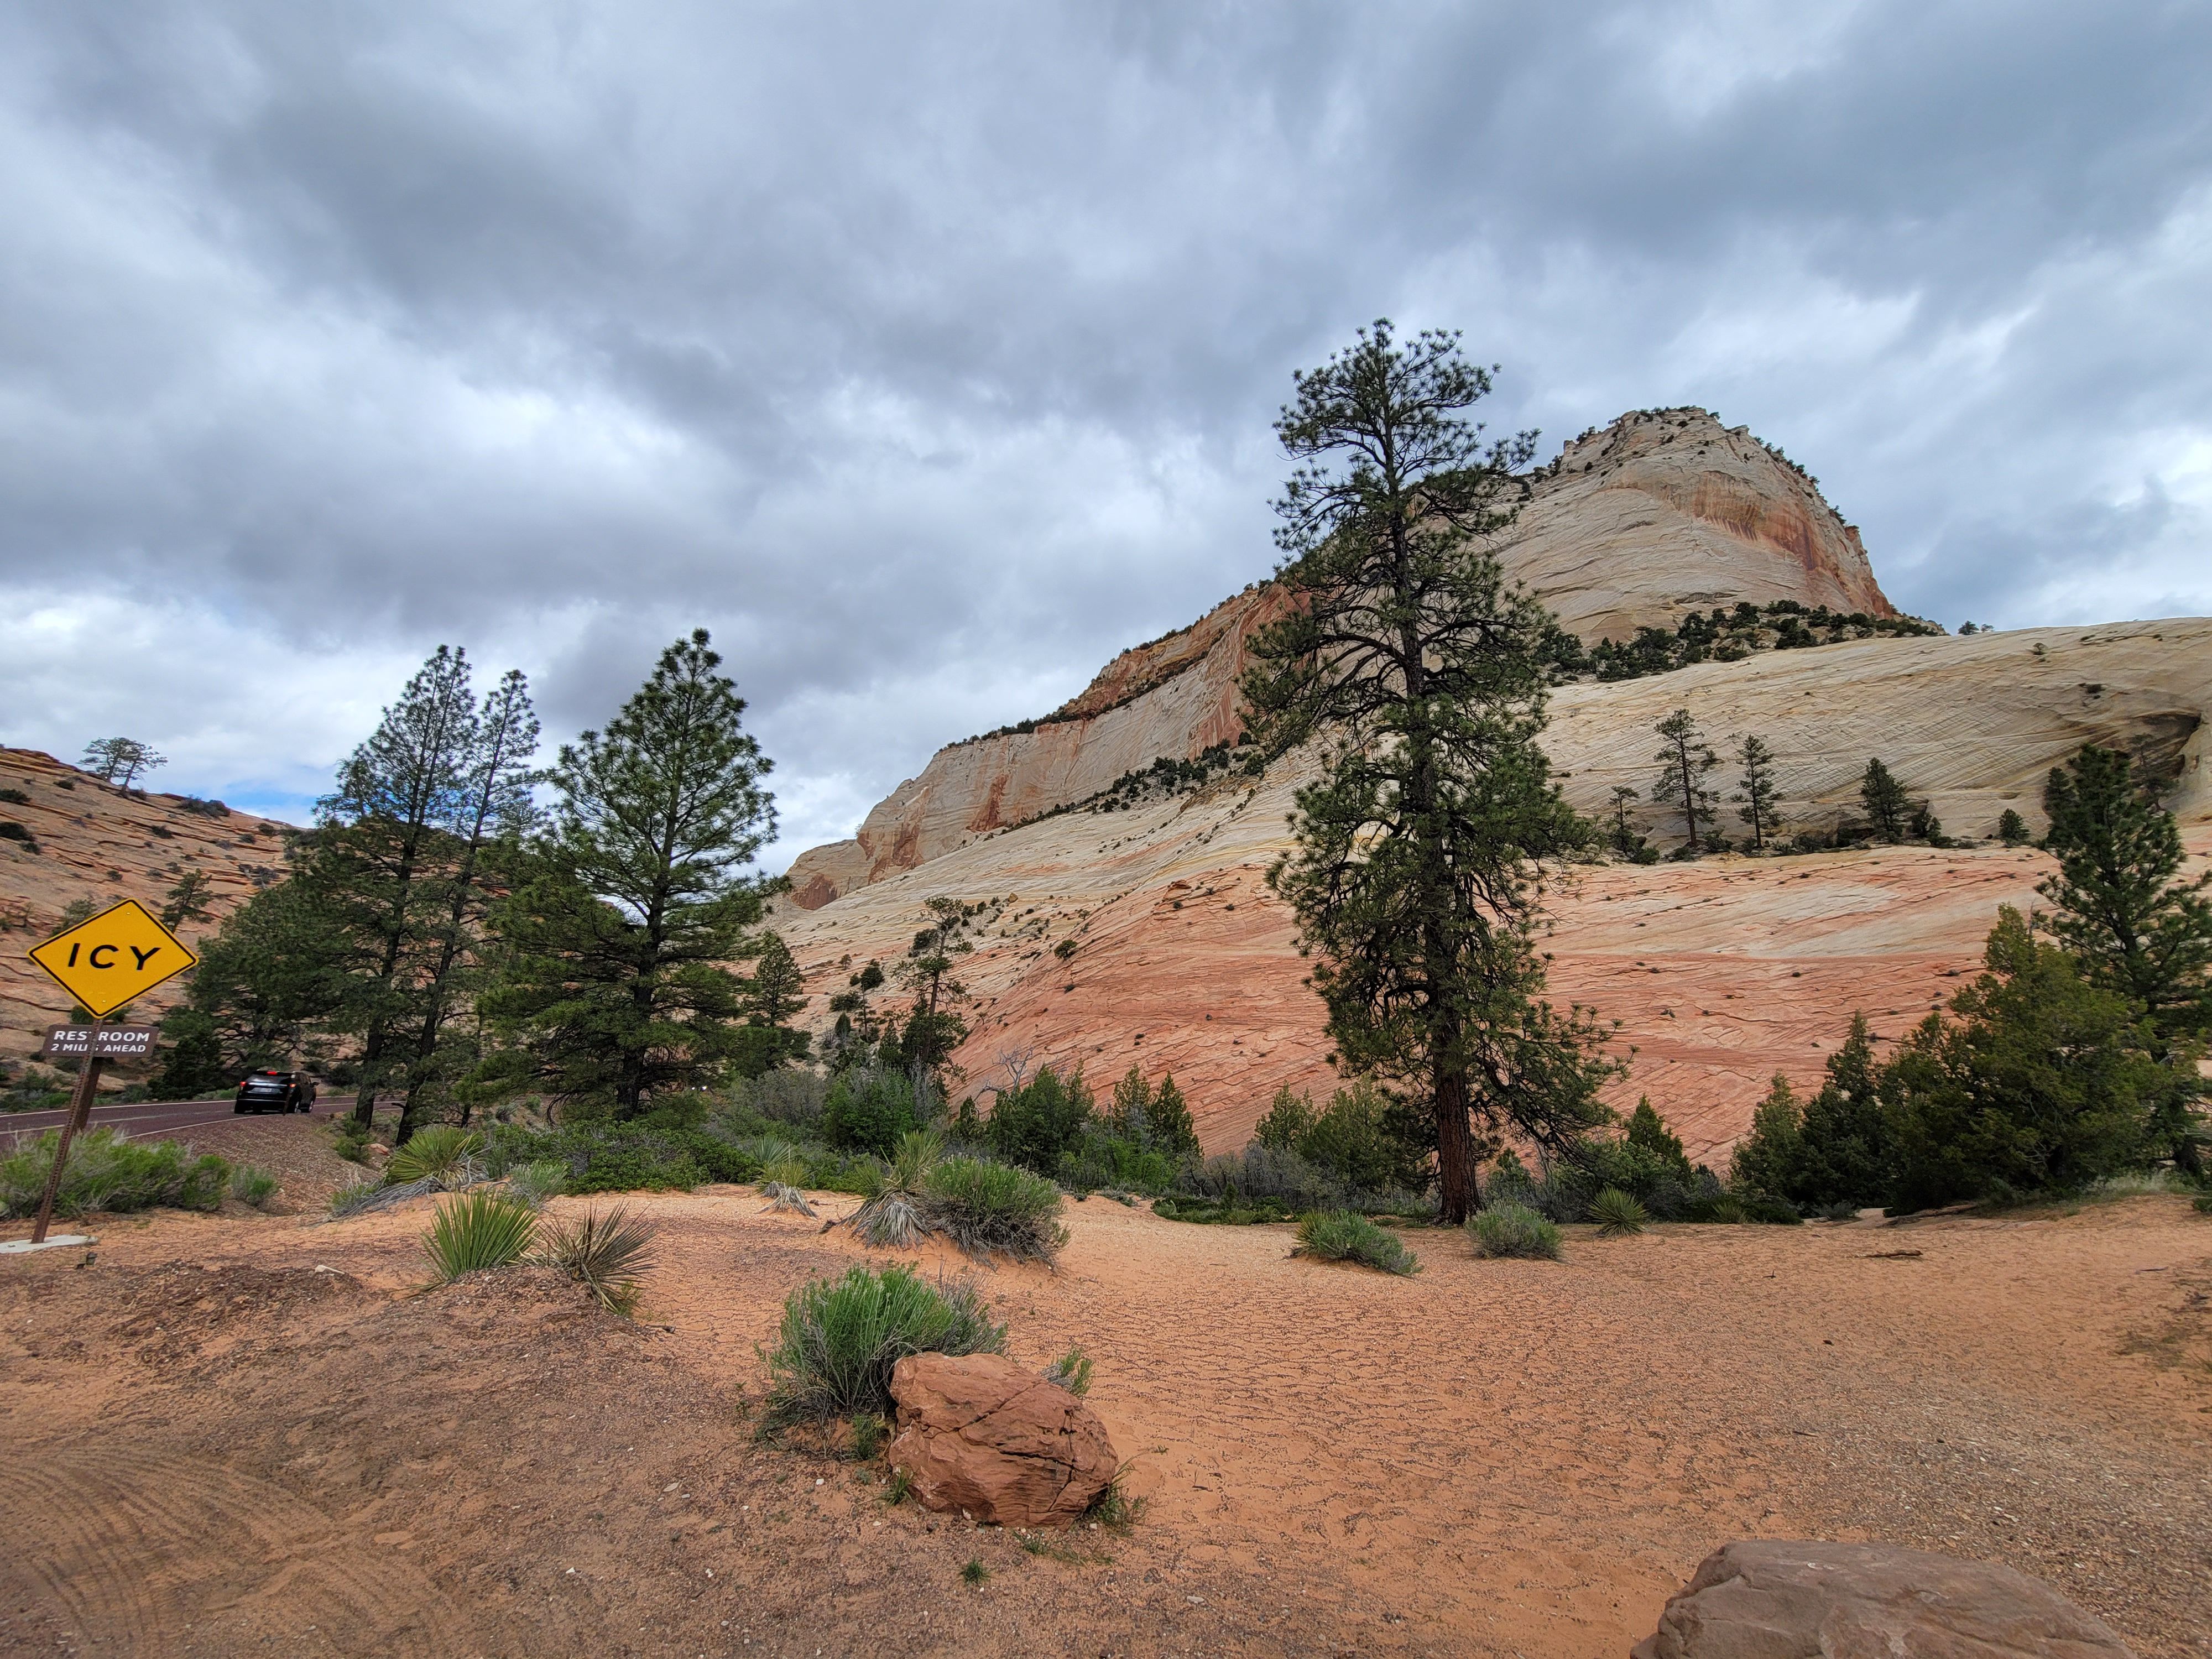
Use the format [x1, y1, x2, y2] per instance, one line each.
[27, 899, 199, 1019]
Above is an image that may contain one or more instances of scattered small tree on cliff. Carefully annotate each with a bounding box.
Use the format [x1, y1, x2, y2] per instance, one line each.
[483, 631, 779, 1118]
[1651, 709, 1720, 853]
[81, 737, 166, 788]
[1731, 734, 1782, 852]
[894, 898, 975, 1111]
[158, 868, 217, 931]
[1606, 785, 1640, 856]
[1239, 320, 1619, 1224]
[1996, 808, 2030, 847]
[1859, 757, 1910, 842]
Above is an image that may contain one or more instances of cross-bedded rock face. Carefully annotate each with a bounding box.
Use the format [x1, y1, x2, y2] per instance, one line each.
[786, 408, 1898, 910]
[774, 622, 2212, 1164]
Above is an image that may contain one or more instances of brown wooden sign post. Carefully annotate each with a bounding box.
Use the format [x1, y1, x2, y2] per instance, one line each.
[21, 900, 197, 1245]
[27, 1025, 157, 1244]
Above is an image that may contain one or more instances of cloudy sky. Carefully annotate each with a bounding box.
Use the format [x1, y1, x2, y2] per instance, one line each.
[3, 2, 2208, 865]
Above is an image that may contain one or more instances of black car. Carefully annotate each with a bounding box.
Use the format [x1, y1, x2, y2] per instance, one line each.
[234, 1070, 317, 1114]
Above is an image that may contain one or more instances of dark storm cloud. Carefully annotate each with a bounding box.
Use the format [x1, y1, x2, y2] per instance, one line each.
[2, 1, 2208, 859]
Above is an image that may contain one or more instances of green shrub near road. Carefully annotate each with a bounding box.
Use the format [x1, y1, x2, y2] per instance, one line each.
[0, 1128, 229, 1219]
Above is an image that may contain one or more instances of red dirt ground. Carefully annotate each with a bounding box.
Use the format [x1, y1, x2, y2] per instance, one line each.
[2, 1167, 2207, 1657]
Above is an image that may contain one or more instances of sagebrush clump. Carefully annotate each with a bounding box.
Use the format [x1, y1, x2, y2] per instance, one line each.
[1468, 1201, 1563, 1260]
[0, 1129, 229, 1219]
[1296, 1210, 1421, 1275]
[760, 1263, 1005, 1425]
[921, 1157, 1067, 1262]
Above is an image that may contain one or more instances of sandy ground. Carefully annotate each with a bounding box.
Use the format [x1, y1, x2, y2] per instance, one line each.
[1, 1161, 2207, 1658]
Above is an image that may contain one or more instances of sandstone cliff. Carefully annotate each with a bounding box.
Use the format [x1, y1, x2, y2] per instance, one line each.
[788, 406, 1901, 908]
[0, 748, 286, 1074]
[773, 621, 2212, 1162]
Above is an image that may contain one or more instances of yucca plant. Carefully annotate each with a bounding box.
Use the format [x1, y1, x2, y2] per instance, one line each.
[535, 1204, 658, 1315]
[1589, 1187, 1649, 1237]
[847, 1129, 943, 1248]
[421, 1191, 539, 1284]
[387, 1125, 484, 1188]
[760, 1180, 818, 1216]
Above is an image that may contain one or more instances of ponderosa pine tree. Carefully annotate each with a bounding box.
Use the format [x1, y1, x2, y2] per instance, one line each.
[1240, 321, 1618, 1223]
[316, 645, 486, 1126]
[2038, 744, 2212, 1167]
[1651, 709, 1721, 853]
[394, 668, 540, 1138]
[1732, 733, 1782, 852]
[484, 631, 777, 1118]
[732, 931, 811, 1078]
[1860, 757, 1910, 842]
[81, 737, 165, 788]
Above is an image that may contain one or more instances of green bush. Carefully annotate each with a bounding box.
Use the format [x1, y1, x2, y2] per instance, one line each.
[386, 1125, 483, 1187]
[421, 1191, 539, 1282]
[328, 1177, 384, 1218]
[1189, 1144, 1349, 1212]
[1468, 1201, 1562, 1261]
[1045, 1345, 1093, 1395]
[1589, 1187, 1647, 1236]
[1151, 1193, 1296, 1225]
[504, 1159, 568, 1208]
[922, 1157, 1067, 1262]
[822, 1068, 921, 1159]
[330, 1118, 374, 1164]
[482, 1120, 763, 1194]
[986, 1066, 1094, 1176]
[761, 1264, 1005, 1425]
[0, 1129, 229, 1219]
[1251, 1082, 1431, 1198]
[229, 1164, 280, 1208]
[1297, 1210, 1421, 1275]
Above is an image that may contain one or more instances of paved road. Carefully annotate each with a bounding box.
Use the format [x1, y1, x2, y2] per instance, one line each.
[1, 1097, 357, 1142]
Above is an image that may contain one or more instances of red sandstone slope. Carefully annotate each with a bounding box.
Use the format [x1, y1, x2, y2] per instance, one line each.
[787, 406, 1900, 909]
[0, 748, 286, 1072]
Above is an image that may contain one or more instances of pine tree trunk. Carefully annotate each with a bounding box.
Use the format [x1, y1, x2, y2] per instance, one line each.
[1434, 1065, 1477, 1225]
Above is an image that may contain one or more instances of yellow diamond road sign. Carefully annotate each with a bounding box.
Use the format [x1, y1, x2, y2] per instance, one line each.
[27, 899, 199, 1020]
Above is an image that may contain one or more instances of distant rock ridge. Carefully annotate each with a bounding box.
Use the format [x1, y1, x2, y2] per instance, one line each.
[788, 405, 1901, 907]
